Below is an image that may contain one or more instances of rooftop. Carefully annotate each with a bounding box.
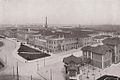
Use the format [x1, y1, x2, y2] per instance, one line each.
[93, 35, 112, 39]
[81, 45, 111, 55]
[102, 37, 120, 45]
[63, 55, 82, 64]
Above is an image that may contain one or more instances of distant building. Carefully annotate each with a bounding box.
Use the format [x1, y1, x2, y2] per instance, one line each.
[4, 28, 17, 38]
[46, 34, 79, 53]
[63, 55, 82, 80]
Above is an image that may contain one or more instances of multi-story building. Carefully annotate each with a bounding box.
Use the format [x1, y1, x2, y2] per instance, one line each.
[81, 45, 112, 69]
[102, 37, 120, 64]
[46, 34, 79, 53]
[81, 37, 120, 69]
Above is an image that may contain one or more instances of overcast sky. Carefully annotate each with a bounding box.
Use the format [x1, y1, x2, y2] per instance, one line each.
[0, 0, 120, 25]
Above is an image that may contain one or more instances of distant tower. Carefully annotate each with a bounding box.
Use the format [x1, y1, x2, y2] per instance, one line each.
[45, 16, 48, 28]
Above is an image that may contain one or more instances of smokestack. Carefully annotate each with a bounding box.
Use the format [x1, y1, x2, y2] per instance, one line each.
[45, 16, 48, 28]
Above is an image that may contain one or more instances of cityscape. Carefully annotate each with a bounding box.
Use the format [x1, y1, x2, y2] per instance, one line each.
[0, 0, 120, 80]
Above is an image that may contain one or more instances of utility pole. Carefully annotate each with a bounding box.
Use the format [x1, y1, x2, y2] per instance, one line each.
[50, 68, 52, 80]
[17, 62, 19, 80]
[13, 66, 15, 78]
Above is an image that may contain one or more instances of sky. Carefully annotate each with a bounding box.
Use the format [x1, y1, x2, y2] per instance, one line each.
[0, 0, 120, 25]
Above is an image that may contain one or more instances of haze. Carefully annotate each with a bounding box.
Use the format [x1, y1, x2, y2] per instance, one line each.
[0, 0, 120, 25]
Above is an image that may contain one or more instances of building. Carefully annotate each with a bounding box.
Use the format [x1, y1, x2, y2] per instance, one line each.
[4, 28, 17, 38]
[81, 45, 112, 69]
[29, 38, 47, 49]
[102, 37, 120, 64]
[46, 33, 79, 53]
[16, 28, 39, 43]
[79, 36, 98, 46]
[63, 55, 82, 80]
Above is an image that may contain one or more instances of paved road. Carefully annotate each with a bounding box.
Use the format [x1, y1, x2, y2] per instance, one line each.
[0, 39, 41, 79]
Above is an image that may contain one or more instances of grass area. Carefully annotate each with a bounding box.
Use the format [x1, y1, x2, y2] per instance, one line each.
[18, 52, 50, 60]
[18, 44, 50, 60]
[18, 44, 40, 52]
[0, 41, 4, 47]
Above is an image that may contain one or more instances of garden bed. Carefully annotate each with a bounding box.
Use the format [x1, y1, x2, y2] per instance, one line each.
[18, 52, 50, 60]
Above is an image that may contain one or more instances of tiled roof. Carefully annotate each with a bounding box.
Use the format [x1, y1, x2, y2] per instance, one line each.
[103, 37, 120, 45]
[63, 55, 82, 64]
[92, 45, 111, 55]
[81, 45, 111, 55]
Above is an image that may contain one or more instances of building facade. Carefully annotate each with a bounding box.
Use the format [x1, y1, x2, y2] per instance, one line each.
[46, 35, 79, 53]
[81, 45, 112, 69]
[102, 37, 120, 64]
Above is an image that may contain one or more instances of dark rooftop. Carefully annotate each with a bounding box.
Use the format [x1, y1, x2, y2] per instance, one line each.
[63, 55, 82, 64]
[103, 37, 120, 45]
[81, 45, 111, 55]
